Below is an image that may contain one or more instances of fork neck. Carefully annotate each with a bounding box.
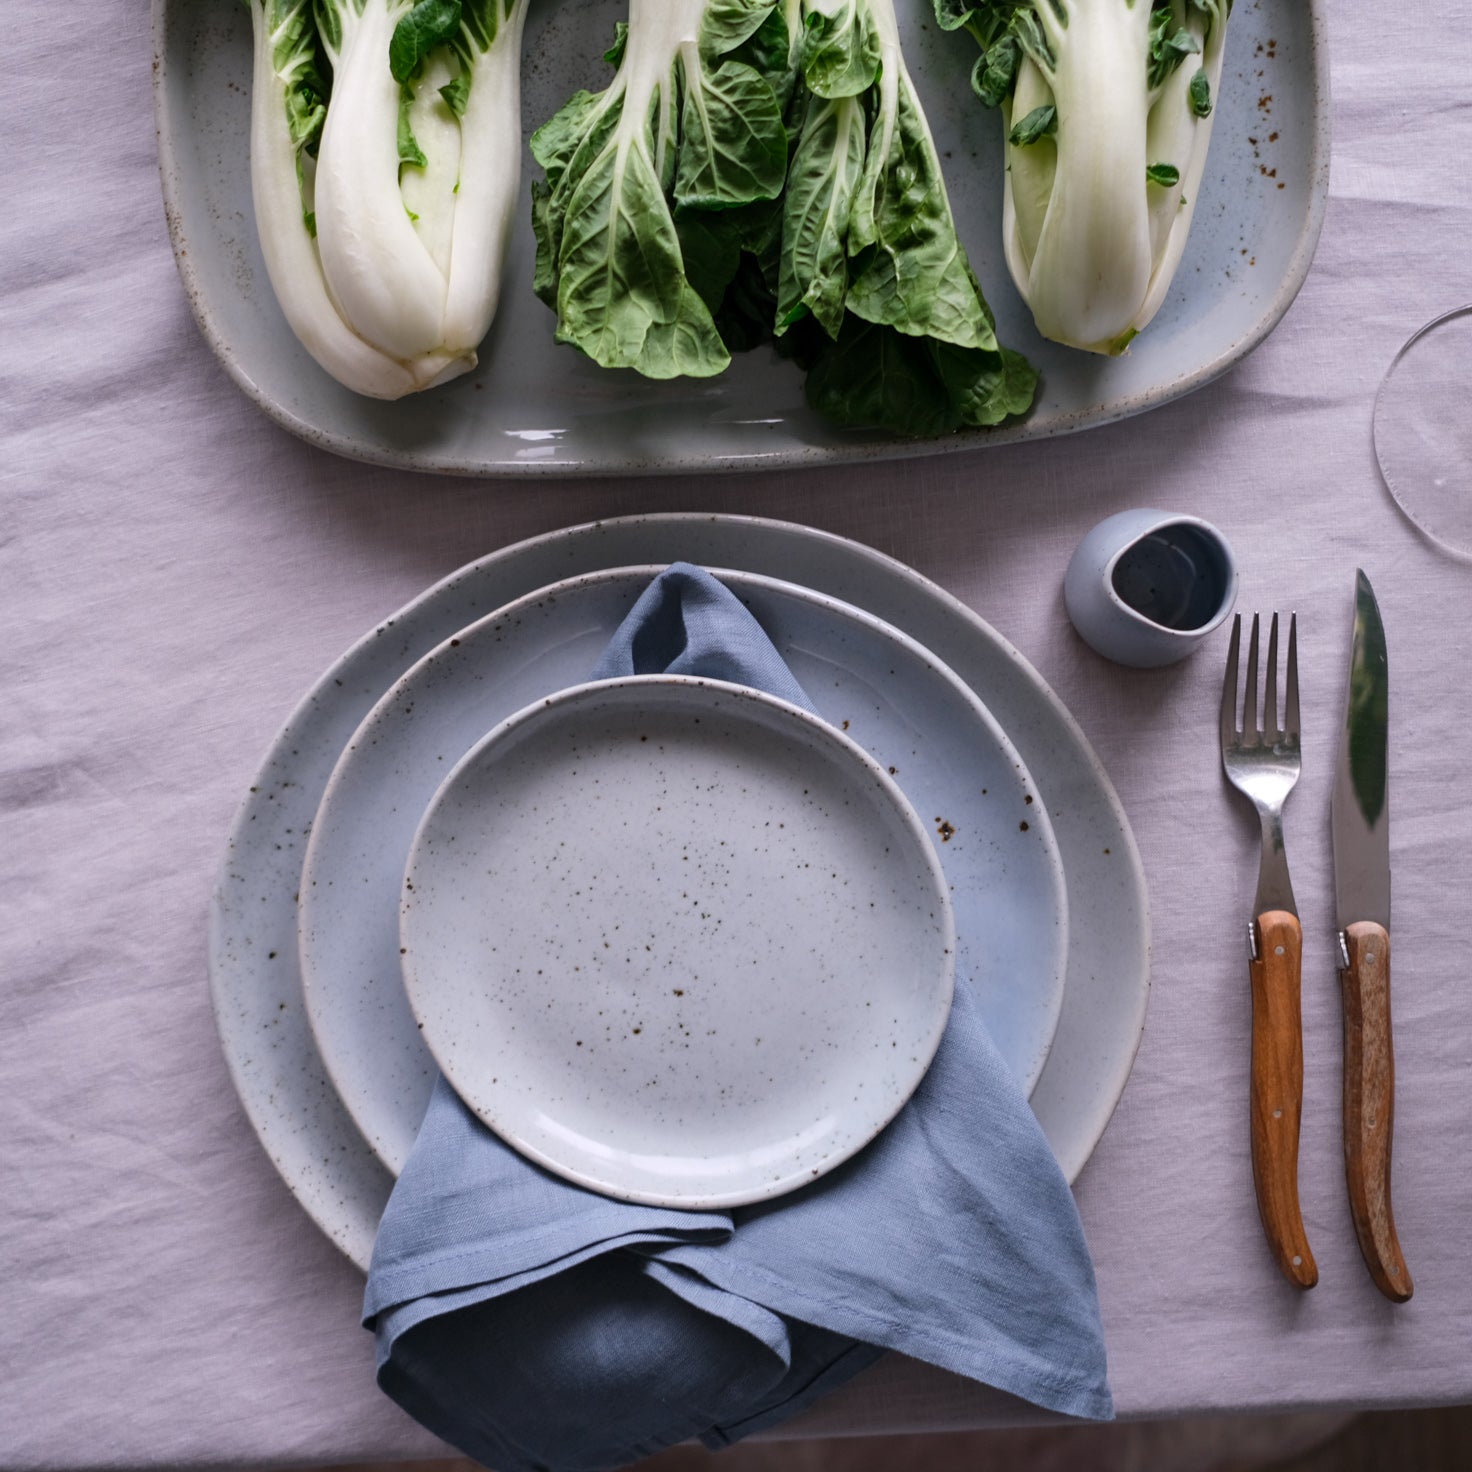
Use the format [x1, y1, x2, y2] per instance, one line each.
[1252, 808, 1299, 926]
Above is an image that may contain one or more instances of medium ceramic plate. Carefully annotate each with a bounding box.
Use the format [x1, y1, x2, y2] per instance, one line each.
[402, 676, 957, 1208]
[209, 513, 1146, 1271]
[154, 0, 1328, 475]
[299, 566, 1067, 1175]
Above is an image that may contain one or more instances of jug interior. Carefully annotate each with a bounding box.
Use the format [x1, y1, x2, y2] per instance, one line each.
[1111, 524, 1231, 632]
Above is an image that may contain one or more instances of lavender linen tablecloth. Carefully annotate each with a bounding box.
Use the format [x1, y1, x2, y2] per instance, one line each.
[5, 0, 1472, 1467]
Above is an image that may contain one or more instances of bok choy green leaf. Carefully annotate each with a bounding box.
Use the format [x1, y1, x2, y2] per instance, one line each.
[779, 0, 1037, 433]
[532, 0, 1037, 435]
[529, 0, 793, 379]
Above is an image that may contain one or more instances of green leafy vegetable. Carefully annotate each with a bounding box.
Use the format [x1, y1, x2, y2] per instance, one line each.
[801, 318, 1036, 436]
[1009, 103, 1056, 145]
[971, 36, 1020, 108]
[1146, 3, 1200, 90]
[532, 0, 1037, 435]
[800, 0, 884, 98]
[529, 0, 793, 379]
[389, 0, 464, 84]
[1187, 66, 1212, 117]
[397, 87, 429, 168]
[438, 72, 471, 116]
[937, 0, 1233, 355]
[778, 92, 866, 337]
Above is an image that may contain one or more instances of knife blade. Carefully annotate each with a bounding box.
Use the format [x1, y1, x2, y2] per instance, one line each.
[1331, 569, 1412, 1301]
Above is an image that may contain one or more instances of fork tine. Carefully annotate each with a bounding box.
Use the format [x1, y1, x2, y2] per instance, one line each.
[1285, 612, 1300, 737]
[1220, 612, 1242, 747]
[1264, 613, 1280, 737]
[1244, 613, 1261, 737]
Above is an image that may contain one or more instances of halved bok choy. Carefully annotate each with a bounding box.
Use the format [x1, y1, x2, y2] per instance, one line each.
[783, 0, 1039, 434]
[937, 0, 1232, 356]
[530, 0, 1038, 435]
[247, 0, 527, 398]
[528, 0, 796, 380]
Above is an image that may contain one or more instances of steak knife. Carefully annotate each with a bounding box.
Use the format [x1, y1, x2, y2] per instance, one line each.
[1331, 570, 1413, 1302]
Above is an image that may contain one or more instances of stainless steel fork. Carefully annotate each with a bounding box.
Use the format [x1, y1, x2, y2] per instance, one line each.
[1220, 612, 1318, 1290]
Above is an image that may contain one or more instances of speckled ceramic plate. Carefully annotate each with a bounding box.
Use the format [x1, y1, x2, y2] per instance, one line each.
[154, 0, 1328, 475]
[209, 514, 1147, 1271]
[402, 676, 957, 1208]
[299, 566, 1067, 1176]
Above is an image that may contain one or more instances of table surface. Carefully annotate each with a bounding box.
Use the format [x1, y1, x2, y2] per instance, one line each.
[6, 0, 1472, 1466]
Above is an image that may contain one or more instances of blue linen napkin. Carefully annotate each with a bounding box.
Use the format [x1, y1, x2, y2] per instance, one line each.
[364, 565, 1112, 1471]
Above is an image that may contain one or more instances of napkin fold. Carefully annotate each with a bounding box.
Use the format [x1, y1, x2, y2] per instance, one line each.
[364, 565, 1112, 1471]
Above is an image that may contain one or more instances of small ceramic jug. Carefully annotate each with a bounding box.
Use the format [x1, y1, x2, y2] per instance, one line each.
[1064, 509, 1238, 668]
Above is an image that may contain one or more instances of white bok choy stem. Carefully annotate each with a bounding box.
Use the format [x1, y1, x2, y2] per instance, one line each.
[1003, 1, 1154, 353]
[248, 0, 467, 396]
[245, 0, 526, 398]
[1135, 0, 1230, 331]
[442, 0, 531, 348]
[938, 0, 1234, 356]
[315, 0, 453, 359]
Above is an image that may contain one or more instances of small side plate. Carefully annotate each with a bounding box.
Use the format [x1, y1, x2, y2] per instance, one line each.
[401, 676, 957, 1209]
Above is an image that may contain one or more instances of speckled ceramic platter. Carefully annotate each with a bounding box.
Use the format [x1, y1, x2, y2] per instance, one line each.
[402, 676, 957, 1208]
[209, 514, 1148, 1270]
[154, 0, 1328, 475]
[299, 566, 1067, 1176]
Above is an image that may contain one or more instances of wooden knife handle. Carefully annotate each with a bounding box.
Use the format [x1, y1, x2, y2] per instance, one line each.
[1341, 921, 1413, 1302]
[1249, 910, 1318, 1289]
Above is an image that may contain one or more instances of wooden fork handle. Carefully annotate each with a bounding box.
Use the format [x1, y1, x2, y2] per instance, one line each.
[1340, 922, 1413, 1302]
[1249, 910, 1318, 1289]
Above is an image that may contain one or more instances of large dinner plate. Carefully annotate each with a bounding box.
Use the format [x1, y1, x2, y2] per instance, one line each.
[154, 0, 1328, 475]
[299, 567, 1068, 1174]
[209, 514, 1149, 1270]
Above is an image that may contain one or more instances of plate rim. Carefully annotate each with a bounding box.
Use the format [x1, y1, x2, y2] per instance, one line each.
[400, 672, 958, 1209]
[152, 0, 1331, 478]
[208, 511, 1147, 1271]
[298, 561, 1070, 1174]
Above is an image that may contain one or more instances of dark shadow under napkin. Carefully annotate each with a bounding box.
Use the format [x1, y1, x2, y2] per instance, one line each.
[364, 565, 1112, 1472]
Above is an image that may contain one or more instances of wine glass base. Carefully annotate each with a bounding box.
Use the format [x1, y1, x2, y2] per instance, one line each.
[1373, 305, 1472, 560]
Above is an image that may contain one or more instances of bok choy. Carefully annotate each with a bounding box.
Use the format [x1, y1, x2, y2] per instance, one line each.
[936, 0, 1232, 356]
[782, 0, 1038, 434]
[531, 0, 1037, 436]
[528, 0, 793, 380]
[247, 0, 527, 398]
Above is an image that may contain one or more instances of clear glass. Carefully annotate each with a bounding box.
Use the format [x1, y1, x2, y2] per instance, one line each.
[1372, 305, 1472, 560]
